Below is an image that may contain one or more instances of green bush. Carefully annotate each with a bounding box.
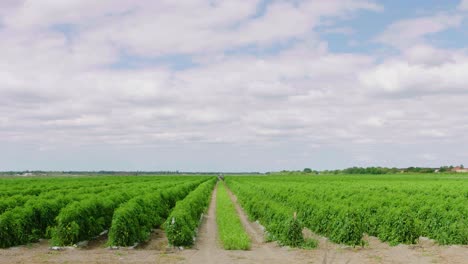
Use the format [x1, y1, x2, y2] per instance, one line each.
[329, 209, 365, 246]
[107, 180, 204, 246]
[225, 181, 317, 248]
[283, 215, 303, 247]
[0, 197, 70, 248]
[0, 176, 213, 248]
[164, 179, 216, 246]
[51, 194, 131, 246]
[226, 174, 468, 247]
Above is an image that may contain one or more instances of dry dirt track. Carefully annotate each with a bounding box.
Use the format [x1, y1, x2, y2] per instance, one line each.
[0, 182, 467, 264]
[180, 183, 304, 264]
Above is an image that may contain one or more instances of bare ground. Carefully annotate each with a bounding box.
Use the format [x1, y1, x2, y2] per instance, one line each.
[180, 183, 305, 264]
[0, 183, 467, 264]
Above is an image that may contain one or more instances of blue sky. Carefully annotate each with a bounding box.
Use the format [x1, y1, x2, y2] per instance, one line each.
[0, 0, 467, 171]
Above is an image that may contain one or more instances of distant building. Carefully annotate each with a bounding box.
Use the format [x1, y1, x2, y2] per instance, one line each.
[452, 166, 468, 173]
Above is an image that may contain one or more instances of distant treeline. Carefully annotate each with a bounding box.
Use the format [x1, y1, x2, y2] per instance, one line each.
[299, 165, 462, 175]
[0, 166, 463, 176]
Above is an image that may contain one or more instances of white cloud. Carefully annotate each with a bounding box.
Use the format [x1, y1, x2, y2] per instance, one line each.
[360, 57, 468, 95]
[376, 14, 463, 48]
[459, 0, 468, 11]
[2, 0, 133, 29]
[361, 117, 385, 127]
[402, 44, 457, 66]
[419, 129, 447, 138]
[1, 0, 381, 57]
[1, 1, 468, 170]
[421, 153, 437, 161]
[323, 26, 355, 35]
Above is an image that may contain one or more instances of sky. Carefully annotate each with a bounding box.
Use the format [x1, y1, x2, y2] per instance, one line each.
[0, 0, 467, 172]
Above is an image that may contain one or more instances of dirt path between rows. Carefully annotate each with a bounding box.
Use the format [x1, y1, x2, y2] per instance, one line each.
[180, 183, 231, 263]
[181, 182, 304, 264]
[0, 182, 467, 264]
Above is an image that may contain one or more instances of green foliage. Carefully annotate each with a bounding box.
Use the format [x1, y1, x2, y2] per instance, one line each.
[216, 182, 251, 250]
[0, 175, 213, 248]
[226, 180, 318, 248]
[51, 195, 128, 246]
[377, 208, 421, 245]
[329, 209, 365, 246]
[107, 198, 158, 246]
[107, 179, 206, 246]
[0, 195, 33, 214]
[1, 173, 466, 249]
[342, 167, 401, 174]
[0, 196, 71, 248]
[283, 216, 304, 247]
[51, 178, 210, 246]
[164, 179, 216, 246]
[226, 173, 468, 246]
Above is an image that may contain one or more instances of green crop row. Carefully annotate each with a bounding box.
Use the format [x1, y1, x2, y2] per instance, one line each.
[216, 182, 251, 250]
[0, 186, 125, 248]
[0, 183, 127, 215]
[0, 182, 150, 248]
[107, 178, 208, 246]
[0, 195, 73, 248]
[225, 180, 317, 248]
[50, 180, 195, 246]
[226, 174, 468, 246]
[0, 176, 130, 197]
[0, 194, 34, 215]
[0, 176, 211, 248]
[50, 193, 132, 246]
[164, 178, 217, 246]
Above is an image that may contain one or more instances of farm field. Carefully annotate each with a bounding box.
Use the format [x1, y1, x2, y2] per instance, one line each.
[226, 174, 468, 247]
[0, 175, 214, 248]
[0, 173, 467, 264]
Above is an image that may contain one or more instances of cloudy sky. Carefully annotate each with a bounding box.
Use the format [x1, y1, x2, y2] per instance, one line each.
[1, 0, 467, 172]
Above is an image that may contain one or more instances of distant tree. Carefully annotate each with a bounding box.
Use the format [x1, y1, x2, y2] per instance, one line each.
[303, 168, 312, 173]
[439, 166, 449, 172]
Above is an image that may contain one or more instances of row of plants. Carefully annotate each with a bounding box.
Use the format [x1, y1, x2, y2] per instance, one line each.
[0, 176, 165, 198]
[215, 182, 251, 250]
[225, 180, 317, 248]
[0, 176, 114, 197]
[107, 178, 209, 246]
[0, 194, 35, 215]
[50, 179, 199, 246]
[0, 177, 168, 214]
[0, 183, 133, 215]
[164, 178, 217, 246]
[226, 174, 468, 246]
[262, 179, 466, 245]
[0, 176, 206, 248]
[0, 194, 79, 248]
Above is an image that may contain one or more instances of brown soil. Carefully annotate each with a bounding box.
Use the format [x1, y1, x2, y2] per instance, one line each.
[180, 182, 305, 264]
[1, 183, 467, 264]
